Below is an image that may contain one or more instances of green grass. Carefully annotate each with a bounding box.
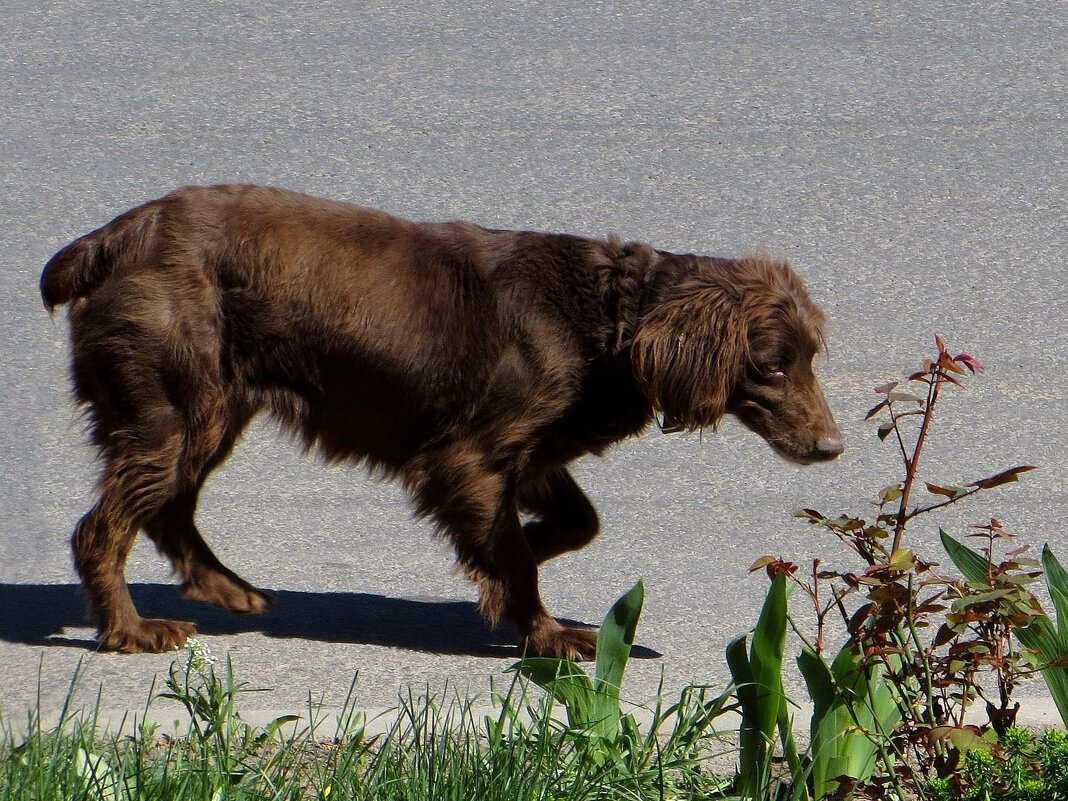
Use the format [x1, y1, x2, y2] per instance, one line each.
[0, 642, 732, 801]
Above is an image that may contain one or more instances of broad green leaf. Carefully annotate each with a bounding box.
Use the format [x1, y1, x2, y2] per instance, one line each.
[1043, 545, 1068, 650]
[928, 725, 993, 753]
[1051, 585, 1068, 651]
[727, 576, 789, 801]
[725, 633, 765, 794]
[878, 483, 903, 503]
[940, 529, 989, 584]
[511, 657, 595, 726]
[74, 748, 118, 801]
[888, 548, 916, 570]
[725, 634, 755, 690]
[259, 714, 303, 743]
[799, 643, 900, 798]
[798, 646, 837, 796]
[592, 580, 643, 735]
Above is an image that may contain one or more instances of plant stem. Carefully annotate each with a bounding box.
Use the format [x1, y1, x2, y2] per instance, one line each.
[893, 373, 941, 552]
[904, 487, 981, 524]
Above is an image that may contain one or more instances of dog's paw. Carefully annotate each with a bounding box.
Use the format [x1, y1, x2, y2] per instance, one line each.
[182, 572, 273, 615]
[525, 625, 599, 661]
[100, 618, 197, 654]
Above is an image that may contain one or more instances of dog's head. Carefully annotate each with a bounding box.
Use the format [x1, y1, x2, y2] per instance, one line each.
[631, 255, 843, 465]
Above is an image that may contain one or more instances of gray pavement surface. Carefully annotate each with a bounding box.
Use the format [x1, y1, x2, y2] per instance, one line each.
[2, 1, 1066, 729]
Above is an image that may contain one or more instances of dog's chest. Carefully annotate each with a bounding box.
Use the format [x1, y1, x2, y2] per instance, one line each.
[539, 359, 652, 461]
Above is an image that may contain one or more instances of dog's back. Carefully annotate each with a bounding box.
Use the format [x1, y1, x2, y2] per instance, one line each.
[41, 185, 614, 468]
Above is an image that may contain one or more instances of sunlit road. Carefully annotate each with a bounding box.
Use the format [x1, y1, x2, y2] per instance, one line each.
[2, 1, 1065, 727]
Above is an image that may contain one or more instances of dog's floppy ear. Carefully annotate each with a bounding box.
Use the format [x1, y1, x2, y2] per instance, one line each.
[631, 278, 747, 430]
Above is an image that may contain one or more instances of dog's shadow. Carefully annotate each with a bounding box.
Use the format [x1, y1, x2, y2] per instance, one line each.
[0, 583, 661, 659]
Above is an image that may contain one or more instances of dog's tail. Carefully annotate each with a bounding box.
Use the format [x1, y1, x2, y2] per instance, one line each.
[40, 200, 164, 312]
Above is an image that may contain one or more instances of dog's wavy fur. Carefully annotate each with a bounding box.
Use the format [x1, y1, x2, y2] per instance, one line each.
[42, 184, 841, 658]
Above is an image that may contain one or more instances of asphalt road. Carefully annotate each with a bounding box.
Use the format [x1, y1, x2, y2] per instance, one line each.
[2, 1, 1066, 728]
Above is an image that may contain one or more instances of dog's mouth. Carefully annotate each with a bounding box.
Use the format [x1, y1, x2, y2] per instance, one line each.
[732, 401, 844, 466]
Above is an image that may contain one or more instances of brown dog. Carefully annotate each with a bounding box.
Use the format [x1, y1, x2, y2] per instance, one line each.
[41, 184, 843, 659]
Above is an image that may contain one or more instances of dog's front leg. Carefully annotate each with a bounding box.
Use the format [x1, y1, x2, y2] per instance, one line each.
[477, 504, 599, 661]
[417, 458, 598, 660]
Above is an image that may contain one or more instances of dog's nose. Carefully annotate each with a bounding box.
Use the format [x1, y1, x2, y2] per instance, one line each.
[815, 435, 845, 459]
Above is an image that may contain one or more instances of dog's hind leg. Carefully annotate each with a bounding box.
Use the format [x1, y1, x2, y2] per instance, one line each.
[72, 418, 197, 653]
[518, 467, 600, 564]
[143, 418, 272, 616]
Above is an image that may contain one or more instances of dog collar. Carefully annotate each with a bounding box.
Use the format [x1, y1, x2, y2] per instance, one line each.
[636, 268, 659, 320]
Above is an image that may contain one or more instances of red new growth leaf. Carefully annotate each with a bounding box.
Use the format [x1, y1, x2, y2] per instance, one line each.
[938, 352, 967, 375]
[968, 465, 1038, 490]
[954, 352, 984, 373]
[926, 482, 968, 499]
[935, 333, 947, 353]
[749, 556, 798, 579]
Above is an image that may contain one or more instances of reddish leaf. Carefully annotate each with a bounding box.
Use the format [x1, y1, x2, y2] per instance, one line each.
[954, 352, 984, 373]
[877, 421, 895, 441]
[865, 399, 889, 420]
[926, 482, 969, 499]
[968, 465, 1038, 490]
[866, 645, 905, 657]
[934, 624, 958, 646]
[938, 351, 966, 375]
[874, 381, 899, 395]
[749, 555, 797, 578]
[935, 333, 947, 353]
[794, 508, 824, 523]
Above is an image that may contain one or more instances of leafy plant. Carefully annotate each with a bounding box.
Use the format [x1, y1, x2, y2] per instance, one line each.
[797, 640, 900, 799]
[746, 336, 1047, 798]
[514, 581, 644, 751]
[923, 727, 1068, 801]
[512, 580, 734, 798]
[157, 637, 303, 791]
[727, 569, 901, 801]
[942, 531, 1068, 729]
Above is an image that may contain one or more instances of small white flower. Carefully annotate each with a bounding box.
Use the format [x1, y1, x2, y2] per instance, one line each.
[185, 637, 218, 673]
